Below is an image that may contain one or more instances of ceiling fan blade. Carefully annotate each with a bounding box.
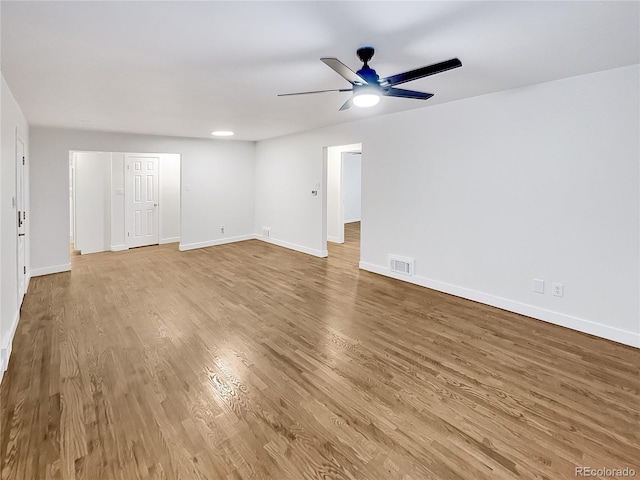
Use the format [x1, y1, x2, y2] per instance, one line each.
[381, 58, 462, 87]
[321, 58, 368, 85]
[384, 87, 434, 100]
[278, 88, 352, 97]
[339, 97, 353, 111]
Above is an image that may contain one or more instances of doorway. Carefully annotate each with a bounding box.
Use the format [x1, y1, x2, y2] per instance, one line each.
[69, 151, 181, 256]
[325, 143, 362, 260]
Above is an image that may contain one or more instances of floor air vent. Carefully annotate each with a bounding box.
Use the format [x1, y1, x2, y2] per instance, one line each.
[389, 255, 414, 275]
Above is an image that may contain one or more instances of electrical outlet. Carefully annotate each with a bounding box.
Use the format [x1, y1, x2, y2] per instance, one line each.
[552, 283, 564, 297]
[220, 225, 225, 234]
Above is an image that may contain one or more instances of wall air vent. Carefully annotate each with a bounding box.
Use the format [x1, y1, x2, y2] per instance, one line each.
[388, 255, 414, 275]
[262, 227, 271, 238]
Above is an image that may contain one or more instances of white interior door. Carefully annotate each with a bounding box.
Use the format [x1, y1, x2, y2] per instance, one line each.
[126, 155, 159, 248]
[16, 138, 26, 305]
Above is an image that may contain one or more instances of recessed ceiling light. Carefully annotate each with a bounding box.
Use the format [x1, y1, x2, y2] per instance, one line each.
[211, 130, 234, 137]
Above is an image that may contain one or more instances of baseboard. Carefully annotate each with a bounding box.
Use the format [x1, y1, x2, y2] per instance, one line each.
[160, 237, 180, 245]
[180, 233, 329, 258]
[359, 261, 639, 348]
[31, 263, 72, 277]
[257, 236, 328, 258]
[344, 219, 360, 224]
[179, 234, 255, 251]
[111, 244, 128, 252]
[327, 236, 344, 244]
[0, 310, 20, 384]
[0, 347, 8, 384]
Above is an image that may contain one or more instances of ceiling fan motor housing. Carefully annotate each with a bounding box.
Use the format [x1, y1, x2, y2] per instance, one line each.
[356, 47, 380, 87]
[356, 67, 380, 85]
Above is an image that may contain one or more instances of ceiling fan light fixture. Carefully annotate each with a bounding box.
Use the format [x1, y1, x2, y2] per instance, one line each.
[279, 47, 460, 111]
[352, 88, 380, 108]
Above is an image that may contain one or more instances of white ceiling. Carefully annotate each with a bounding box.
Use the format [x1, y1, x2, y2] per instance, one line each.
[1, 1, 638, 141]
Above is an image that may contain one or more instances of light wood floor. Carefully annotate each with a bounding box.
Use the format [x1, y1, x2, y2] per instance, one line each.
[1, 222, 638, 479]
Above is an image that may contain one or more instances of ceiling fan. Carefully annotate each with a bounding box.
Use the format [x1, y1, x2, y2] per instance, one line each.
[279, 46, 462, 111]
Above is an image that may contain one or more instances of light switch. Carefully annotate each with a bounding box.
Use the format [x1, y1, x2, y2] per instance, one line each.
[533, 279, 544, 294]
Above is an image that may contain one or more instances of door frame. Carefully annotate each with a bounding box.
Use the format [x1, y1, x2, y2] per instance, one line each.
[324, 143, 362, 248]
[16, 132, 27, 305]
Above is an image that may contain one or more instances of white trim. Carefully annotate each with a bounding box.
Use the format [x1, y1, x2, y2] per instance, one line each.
[16, 131, 27, 308]
[0, 310, 20, 384]
[181, 233, 330, 258]
[160, 237, 180, 245]
[111, 244, 128, 252]
[327, 235, 344, 244]
[344, 218, 360, 224]
[359, 261, 640, 348]
[0, 347, 9, 384]
[31, 263, 72, 277]
[158, 156, 163, 247]
[179, 234, 255, 251]
[258, 236, 328, 258]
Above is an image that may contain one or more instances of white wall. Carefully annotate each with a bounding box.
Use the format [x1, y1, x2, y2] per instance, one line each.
[110, 152, 126, 249]
[1, 74, 30, 378]
[30, 128, 255, 274]
[159, 153, 181, 244]
[343, 152, 361, 223]
[255, 65, 640, 347]
[74, 151, 111, 254]
[256, 133, 365, 257]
